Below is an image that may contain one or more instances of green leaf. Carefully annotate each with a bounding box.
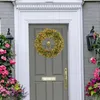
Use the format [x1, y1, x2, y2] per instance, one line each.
[97, 61, 100, 67]
[0, 97, 2, 100]
[91, 91, 96, 96]
[94, 84, 98, 88]
[88, 86, 93, 90]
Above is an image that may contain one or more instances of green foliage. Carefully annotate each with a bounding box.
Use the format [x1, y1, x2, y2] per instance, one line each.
[0, 34, 27, 99]
[92, 34, 100, 67]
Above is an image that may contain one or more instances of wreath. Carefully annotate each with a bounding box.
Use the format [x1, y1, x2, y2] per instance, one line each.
[34, 28, 64, 58]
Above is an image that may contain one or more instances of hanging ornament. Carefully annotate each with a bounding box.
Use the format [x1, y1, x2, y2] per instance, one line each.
[34, 28, 64, 58]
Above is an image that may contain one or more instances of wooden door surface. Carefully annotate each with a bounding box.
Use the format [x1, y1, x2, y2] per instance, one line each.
[29, 24, 68, 100]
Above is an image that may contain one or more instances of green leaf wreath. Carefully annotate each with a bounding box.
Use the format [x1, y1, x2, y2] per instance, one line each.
[0, 35, 27, 100]
[34, 28, 64, 58]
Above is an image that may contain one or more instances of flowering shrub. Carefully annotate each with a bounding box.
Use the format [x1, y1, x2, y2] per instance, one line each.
[93, 68, 100, 80]
[86, 78, 100, 96]
[85, 32, 100, 98]
[0, 35, 27, 100]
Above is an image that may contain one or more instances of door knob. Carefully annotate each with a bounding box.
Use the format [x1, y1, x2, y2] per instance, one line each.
[64, 68, 67, 89]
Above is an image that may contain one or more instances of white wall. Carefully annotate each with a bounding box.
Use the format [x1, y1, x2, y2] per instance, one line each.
[16, 0, 82, 3]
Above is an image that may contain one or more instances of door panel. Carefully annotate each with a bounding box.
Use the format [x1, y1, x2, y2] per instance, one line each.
[29, 24, 68, 100]
[53, 82, 63, 100]
[36, 53, 46, 75]
[36, 82, 46, 100]
[53, 53, 63, 74]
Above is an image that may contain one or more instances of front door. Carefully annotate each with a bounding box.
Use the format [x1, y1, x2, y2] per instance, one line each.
[29, 24, 68, 100]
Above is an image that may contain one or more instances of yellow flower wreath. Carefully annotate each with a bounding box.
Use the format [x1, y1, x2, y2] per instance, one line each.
[34, 28, 64, 58]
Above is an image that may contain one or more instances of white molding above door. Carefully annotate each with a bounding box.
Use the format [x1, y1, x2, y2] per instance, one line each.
[15, 2, 82, 10]
[14, 2, 84, 100]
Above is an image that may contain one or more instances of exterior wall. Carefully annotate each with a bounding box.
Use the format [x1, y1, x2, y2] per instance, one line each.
[0, 1, 14, 35]
[83, 1, 100, 100]
[0, 1, 14, 76]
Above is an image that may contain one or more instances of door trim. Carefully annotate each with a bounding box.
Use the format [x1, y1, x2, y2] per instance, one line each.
[14, 2, 84, 100]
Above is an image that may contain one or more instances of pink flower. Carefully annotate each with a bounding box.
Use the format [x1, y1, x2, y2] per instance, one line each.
[9, 78, 16, 84]
[94, 68, 100, 79]
[0, 49, 6, 55]
[0, 80, 4, 84]
[0, 65, 6, 71]
[97, 83, 100, 89]
[3, 50, 6, 54]
[90, 57, 97, 64]
[0, 85, 3, 90]
[2, 70, 9, 76]
[1, 89, 10, 97]
[0, 49, 4, 54]
[1, 56, 6, 61]
[9, 59, 16, 65]
[6, 90, 10, 95]
[5, 43, 10, 48]
[2, 94, 6, 97]
[0, 65, 9, 77]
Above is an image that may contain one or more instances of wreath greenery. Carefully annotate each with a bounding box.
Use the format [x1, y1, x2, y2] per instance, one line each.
[34, 28, 64, 58]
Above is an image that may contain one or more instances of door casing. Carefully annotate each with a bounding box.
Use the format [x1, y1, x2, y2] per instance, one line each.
[14, 3, 84, 100]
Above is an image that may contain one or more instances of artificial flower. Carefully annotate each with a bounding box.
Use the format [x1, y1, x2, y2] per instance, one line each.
[0, 65, 6, 71]
[0, 80, 4, 84]
[0, 49, 6, 55]
[1, 56, 6, 61]
[90, 57, 97, 64]
[8, 78, 16, 85]
[0, 65, 9, 77]
[97, 83, 100, 89]
[14, 83, 20, 91]
[5, 43, 10, 48]
[94, 68, 100, 79]
[2, 70, 9, 76]
[9, 59, 16, 65]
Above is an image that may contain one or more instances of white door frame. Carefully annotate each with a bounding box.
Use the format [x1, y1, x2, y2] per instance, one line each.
[14, 2, 84, 100]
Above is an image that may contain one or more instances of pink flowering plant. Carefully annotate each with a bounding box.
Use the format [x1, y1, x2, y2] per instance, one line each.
[85, 32, 100, 98]
[0, 35, 27, 100]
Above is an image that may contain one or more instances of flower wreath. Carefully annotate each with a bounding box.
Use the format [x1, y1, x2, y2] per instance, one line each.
[34, 28, 64, 58]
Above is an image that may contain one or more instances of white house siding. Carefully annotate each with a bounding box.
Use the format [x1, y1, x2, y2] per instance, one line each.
[0, 1, 14, 35]
[83, 1, 100, 100]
